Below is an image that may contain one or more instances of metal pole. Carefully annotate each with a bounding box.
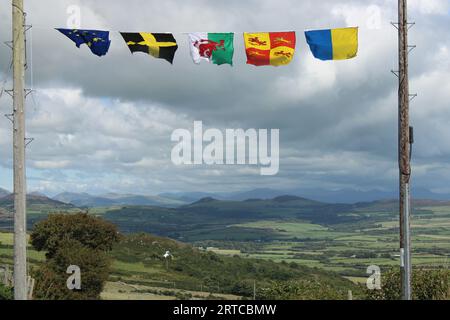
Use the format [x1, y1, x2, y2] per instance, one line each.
[398, 0, 412, 300]
[12, 0, 28, 300]
[403, 183, 412, 298]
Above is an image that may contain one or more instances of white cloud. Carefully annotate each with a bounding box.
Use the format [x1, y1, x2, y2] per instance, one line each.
[0, 0, 449, 195]
[409, 0, 450, 15]
[32, 160, 72, 169]
[275, 55, 337, 102]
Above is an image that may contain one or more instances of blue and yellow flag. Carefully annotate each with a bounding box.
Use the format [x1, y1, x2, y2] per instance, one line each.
[305, 27, 358, 61]
[56, 28, 111, 57]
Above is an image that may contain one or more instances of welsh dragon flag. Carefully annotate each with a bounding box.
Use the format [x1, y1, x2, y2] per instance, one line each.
[188, 33, 234, 66]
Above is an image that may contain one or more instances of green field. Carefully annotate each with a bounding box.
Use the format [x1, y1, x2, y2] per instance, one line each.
[204, 205, 450, 276]
[0, 231, 359, 300]
[1, 197, 449, 298]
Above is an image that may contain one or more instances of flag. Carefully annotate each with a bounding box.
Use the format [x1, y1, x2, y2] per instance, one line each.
[120, 33, 178, 64]
[188, 33, 234, 66]
[56, 28, 111, 57]
[244, 32, 296, 67]
[305, 27, 358, 61]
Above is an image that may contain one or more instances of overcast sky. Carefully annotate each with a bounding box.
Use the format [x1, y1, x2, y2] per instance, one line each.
[0, 0, 449, 196]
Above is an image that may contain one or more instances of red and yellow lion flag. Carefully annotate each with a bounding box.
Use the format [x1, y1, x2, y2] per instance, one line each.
[244, 32, 296, 66]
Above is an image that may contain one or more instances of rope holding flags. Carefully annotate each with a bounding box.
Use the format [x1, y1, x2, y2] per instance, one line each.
[55, 27, 359, 66]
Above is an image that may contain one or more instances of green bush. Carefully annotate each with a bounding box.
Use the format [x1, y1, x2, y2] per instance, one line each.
[0, 283, 13, 300]
[31, 213, 121, 258]
[33, 239, 111, 300]
[31, 213, 120, 300]
[366, 268, 449, 300]
[258, 280, 346, 300]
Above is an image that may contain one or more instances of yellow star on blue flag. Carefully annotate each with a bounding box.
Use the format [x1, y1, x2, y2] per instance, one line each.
[56, 28, 111, 57]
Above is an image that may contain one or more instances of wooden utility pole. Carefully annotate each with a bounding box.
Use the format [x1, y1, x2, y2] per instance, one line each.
[398, 0, 412, 300]
[12, 0, 28, 300]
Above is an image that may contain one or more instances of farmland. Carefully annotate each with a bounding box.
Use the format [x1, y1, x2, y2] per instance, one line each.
[0, 232, 359, 300]
[204, 205, 450, 277]
[1, 195, 449, 298]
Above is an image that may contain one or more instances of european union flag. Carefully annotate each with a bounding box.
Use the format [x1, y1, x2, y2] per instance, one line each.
[56, 28, 111, 57]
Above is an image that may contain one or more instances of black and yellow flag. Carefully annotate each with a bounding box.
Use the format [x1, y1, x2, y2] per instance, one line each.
[120, 32, 178, 64]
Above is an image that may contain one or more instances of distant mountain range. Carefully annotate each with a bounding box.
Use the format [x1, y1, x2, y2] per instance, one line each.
[0, 192, 75, 212]
[1, 186, 450, 209]
[159, 187, 450, 204]
[103, 195, 351, 237]
[102, 195, 450, 239]
[0, 188, 10, 199]
[52, 192, 186, 208]
[1, 187, 449, 237]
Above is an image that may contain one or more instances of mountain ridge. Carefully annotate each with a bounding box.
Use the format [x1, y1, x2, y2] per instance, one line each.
[53, 191, 186, 208]
[50, 187, 450, 209]
[0, 193, 76, 211]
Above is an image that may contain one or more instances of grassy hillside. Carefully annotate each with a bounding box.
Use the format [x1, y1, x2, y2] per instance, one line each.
[0, 194, 79, 231]
[102, 196, 360, 240]
[108, 233, 359, 299]
[0, 231, 360, 300]
[200, 204, 450, 278]
[1, 196, 449, 286]
[0, 194, 75, 211]
[97, 197, 450, 279]
[101, 197, 441, 241]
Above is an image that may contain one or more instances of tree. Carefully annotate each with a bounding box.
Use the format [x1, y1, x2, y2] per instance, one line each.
[31, 213, 121, 300]
[31, 213, 120, 258]
[33, 239, 111, 300]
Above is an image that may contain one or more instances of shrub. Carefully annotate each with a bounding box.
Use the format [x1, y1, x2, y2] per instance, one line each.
[0, 283, 13, 300]
[31, 213, 120, 258]
[258, 280, 345, 300]
[33, 238, 111, 300]
[366, 268, 449, 300]
[31, 213, 120, 300]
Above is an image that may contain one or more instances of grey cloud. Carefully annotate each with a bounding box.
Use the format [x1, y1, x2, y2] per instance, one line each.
[0, 0, 449, 195]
